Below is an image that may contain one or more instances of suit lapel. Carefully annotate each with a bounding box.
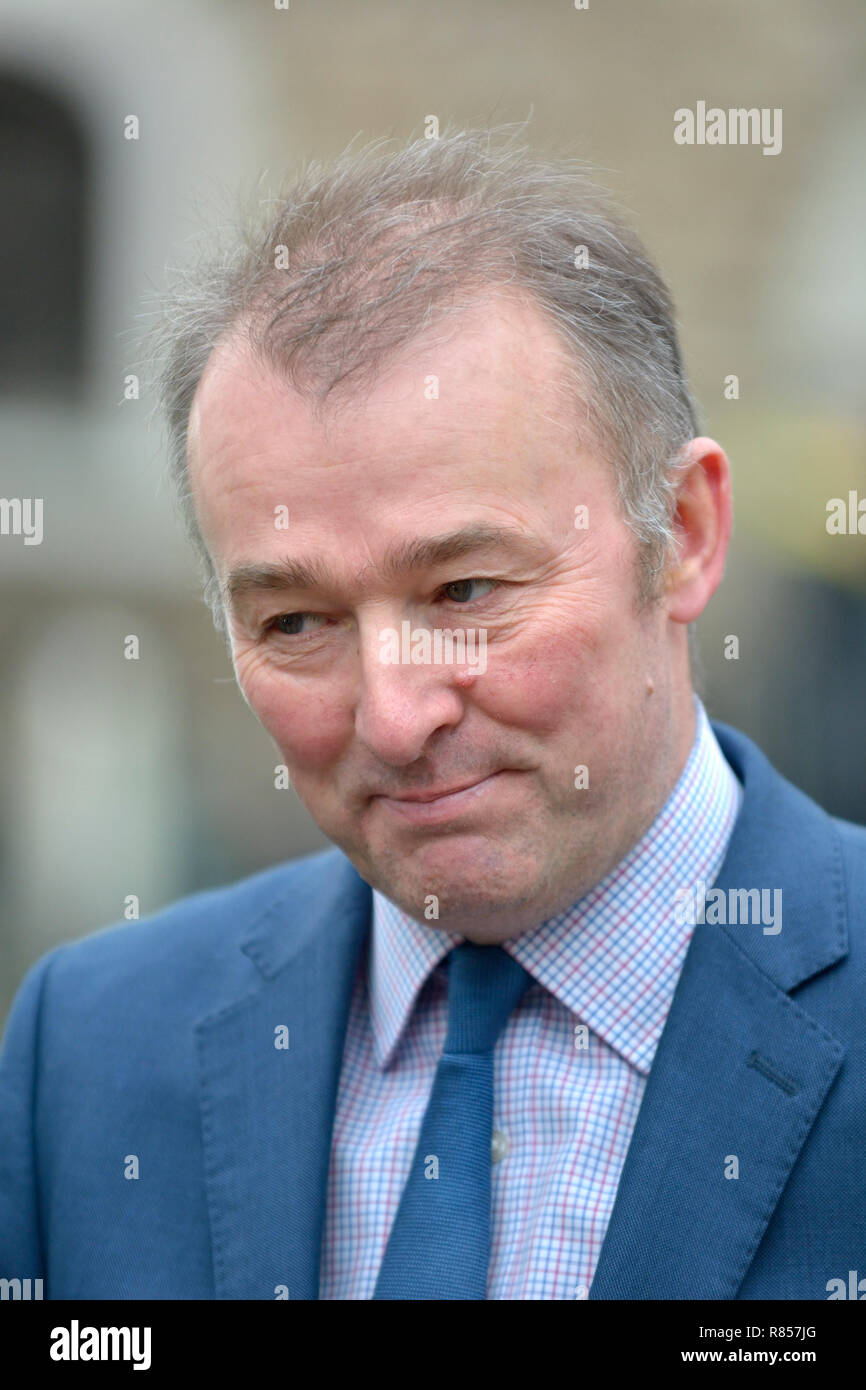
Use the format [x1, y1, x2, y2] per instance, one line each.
[589, 724, 847, 1299]
[195, 852, 372, 1299]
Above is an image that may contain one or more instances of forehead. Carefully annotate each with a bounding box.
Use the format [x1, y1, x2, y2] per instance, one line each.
[184, 286, 616, 595]
[187, 287, 585, 482]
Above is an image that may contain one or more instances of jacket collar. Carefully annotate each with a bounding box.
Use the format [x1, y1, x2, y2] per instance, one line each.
[701, 722, 846, 992]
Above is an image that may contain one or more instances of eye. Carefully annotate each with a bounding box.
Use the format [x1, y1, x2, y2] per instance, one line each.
[440, 578, 498, 604]
[267, 612, 329, 637]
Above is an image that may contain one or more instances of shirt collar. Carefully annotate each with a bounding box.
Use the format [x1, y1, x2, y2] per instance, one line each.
[369, 697, 742, 1072]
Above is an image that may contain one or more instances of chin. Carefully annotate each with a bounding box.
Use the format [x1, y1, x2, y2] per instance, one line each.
[375, 847, 548, 925]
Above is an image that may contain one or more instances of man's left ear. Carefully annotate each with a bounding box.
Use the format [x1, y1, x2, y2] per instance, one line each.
[664, 437, 732, 624]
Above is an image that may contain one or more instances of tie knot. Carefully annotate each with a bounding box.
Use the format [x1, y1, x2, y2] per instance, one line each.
[443, 942, 532, 1054]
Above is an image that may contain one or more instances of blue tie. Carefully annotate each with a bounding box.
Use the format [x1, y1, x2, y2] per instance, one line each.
[372, 941, 533, 1300]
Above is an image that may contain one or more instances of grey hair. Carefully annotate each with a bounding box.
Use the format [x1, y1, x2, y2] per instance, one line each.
[150, 122, 702, 633]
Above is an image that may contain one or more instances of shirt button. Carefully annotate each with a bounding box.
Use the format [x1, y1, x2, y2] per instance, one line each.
[491, 1129, 508, 1163]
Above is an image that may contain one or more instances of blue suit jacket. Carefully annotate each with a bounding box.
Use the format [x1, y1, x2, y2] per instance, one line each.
[1, 722, 865, 1300]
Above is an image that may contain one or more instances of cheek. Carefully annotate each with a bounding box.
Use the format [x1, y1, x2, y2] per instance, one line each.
[473, 603, 635, 734]
[236, 658, 352, 770]
[473, 630, 588, 733]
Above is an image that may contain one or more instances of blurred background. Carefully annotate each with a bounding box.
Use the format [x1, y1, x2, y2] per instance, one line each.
[1, 0, 865, 1024]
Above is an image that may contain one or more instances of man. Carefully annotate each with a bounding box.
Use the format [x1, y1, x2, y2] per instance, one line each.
[1, 127, 864, 1301]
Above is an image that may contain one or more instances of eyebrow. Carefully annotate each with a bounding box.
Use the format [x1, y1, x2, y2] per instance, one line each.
[223, 523, 542, 611]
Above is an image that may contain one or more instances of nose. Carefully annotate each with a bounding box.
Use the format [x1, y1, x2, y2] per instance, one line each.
[354, 616, 471, 765]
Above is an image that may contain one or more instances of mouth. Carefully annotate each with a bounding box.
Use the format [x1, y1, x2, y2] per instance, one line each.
[372, 770, 513, 825]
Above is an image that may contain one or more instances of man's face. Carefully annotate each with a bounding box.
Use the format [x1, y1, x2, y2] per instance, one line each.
[188, 290, 690, 942]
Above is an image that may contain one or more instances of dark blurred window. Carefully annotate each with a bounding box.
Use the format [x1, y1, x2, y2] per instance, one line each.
[0, 72, 87, 394]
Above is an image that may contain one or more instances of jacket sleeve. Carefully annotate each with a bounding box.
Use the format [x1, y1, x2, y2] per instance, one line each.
[0, 948, 60, 1288]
